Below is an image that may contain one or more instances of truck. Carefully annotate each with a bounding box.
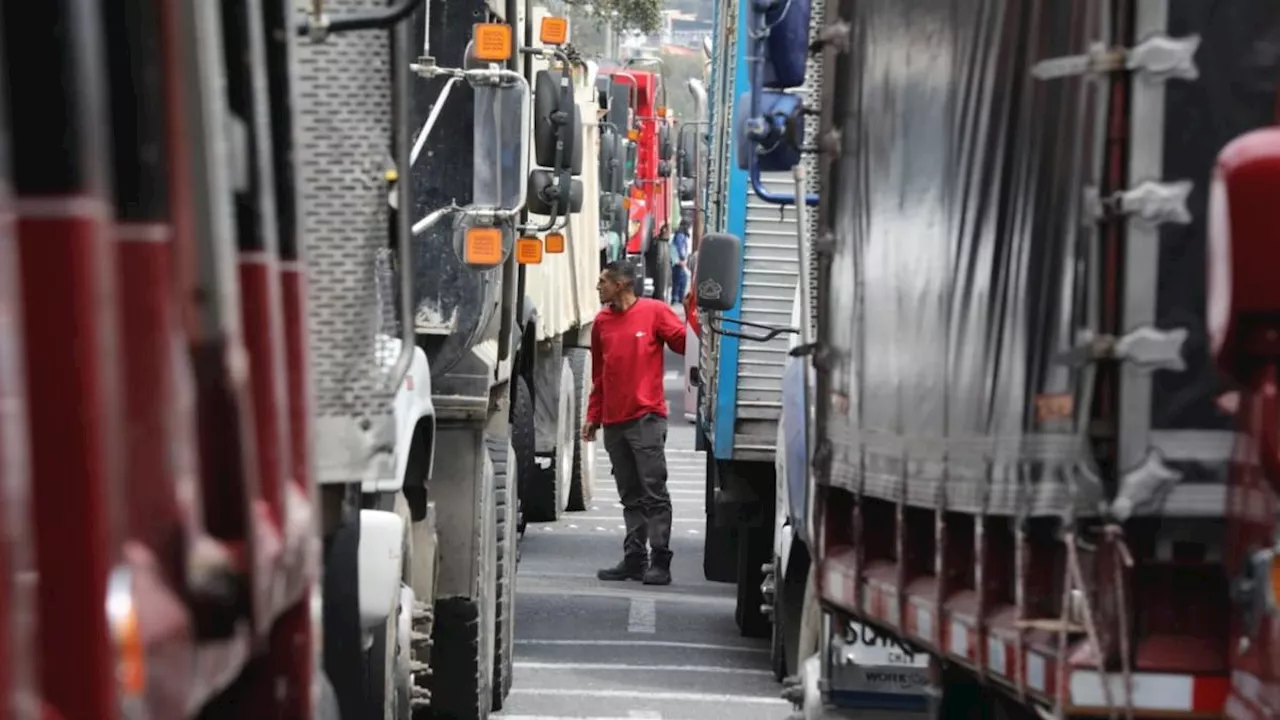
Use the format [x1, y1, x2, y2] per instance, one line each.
[680, 0, 816, 644]
[694, 0, 1280, 718]
[598, 63, 678, 301]
[0, 0, 591, 717]
[301, 0, 598, 716]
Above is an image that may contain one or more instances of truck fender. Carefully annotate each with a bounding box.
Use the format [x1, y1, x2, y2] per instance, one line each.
[364, 339, 436, 515]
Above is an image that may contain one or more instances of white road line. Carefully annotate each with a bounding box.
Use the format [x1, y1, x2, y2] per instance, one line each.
[515, 639, 768, 653]
[569, 516, 704, 523]
[497, 716, 639, 720]
[628, 712, 662, 720]
[627, 597, 656, 633]
[514, 661, 772, 676]
[506, 689, 790, 706]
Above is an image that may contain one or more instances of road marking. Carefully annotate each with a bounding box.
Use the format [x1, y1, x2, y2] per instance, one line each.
[496, 716, 641, 720]
[628, 712, 662, 720]
[628, 597, 656, 633]
[515, 639, 768, 653]
[566, 516, 704, 523]
[515, 581, 737, 608]
[514, 661, 772, 676]
[506, 689, 790, 706]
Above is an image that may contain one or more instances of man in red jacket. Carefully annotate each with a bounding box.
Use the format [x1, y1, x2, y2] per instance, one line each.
[582, 261, 687, 585]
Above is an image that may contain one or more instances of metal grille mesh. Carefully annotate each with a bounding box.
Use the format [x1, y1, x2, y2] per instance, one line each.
[294, 0, 398, 419]
[802, 0, 823, 336]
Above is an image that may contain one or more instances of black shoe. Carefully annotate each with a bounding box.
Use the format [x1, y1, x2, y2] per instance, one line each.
[597, 557, 647, 581]
[643, 554, 671, 585]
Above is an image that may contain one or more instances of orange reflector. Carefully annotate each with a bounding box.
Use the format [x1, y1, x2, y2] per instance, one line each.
[115, 604, 146, 695]
[622, 198, 631, 210]
[545, 232, 566, 253]
[627, 129, 639, 141]
[473, 23, 513, 62]
[540, 16, 569, 45]
[656, 106, 666, 116]
[1270, 557, 1280, 607]
[516, 236, 544, 265]
[464, 226, 504, 265]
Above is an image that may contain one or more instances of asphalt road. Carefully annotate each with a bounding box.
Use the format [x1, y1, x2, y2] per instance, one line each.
[498, 337, 793, 720]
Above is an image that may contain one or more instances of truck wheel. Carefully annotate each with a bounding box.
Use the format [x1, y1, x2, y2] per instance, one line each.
[366, 583, 413, 719]
[703, 454, 738, 583]
[486, 436, 518, 710]
[565, 348, 594, 511]
[769, 553, 787, 681]
[644, 240, 671, 302]
[522, 368, 569, 522]
[402, 494, 437, 719]
[736, 524, 773, 639]
[427, 598, 492, 720]
[428, 454, 496, 720]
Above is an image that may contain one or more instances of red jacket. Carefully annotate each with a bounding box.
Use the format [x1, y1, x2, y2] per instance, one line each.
[587, 298, 686, 427]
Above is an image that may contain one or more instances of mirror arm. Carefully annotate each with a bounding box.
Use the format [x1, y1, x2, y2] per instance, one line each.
[298, 0, 425, 39]
[708, 315, 798, 343]
[412, 203, 459, 237]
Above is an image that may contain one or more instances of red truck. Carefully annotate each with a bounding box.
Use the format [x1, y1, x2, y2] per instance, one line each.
[601, 65, 678, 301]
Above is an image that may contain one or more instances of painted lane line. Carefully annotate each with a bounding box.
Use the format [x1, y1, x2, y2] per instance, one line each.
[514, 661, 772, 676]
[514, 639, 768, 653]
[506, 689, 790, 706]
[628, 597, 656, 633]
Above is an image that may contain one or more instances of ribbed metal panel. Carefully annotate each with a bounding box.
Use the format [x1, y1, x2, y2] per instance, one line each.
[735, 174, 797, 432]
[294, 0, 398, 482]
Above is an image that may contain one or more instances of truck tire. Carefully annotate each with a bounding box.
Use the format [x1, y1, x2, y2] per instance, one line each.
[703, 454, 738, 583]
[736, 523, 773, 639]
[522, 368, 571, 522]
[427, 597, 492, 720]
[769, 552, 787, 681]
[512, 374, 547, 522]
[486, 435, 518, 710]
[566, 348, 594, 511]
[428, 454, 496, 720]
[645, 239, 671, 303]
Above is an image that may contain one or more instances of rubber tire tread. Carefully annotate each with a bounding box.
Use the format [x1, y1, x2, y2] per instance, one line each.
[516, 373, 556, 522]
[736, 523, 773, 639]
[702, 454, 738, 583]
[487, 435, 517, 710]
[566, 348, 591, 511]
[769, 554, 787, 681]
[427, 597, 491, 720]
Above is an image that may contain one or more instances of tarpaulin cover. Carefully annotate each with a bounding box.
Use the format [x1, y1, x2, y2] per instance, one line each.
[819, 0, 1280, 518]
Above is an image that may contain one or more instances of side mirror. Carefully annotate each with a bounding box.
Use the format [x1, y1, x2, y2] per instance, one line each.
[472, 78, 530, 212]
[694, 233, 742, 312]
[677, 130, 695, 180]
[607, 82, 631, 135]
[1209, 126, 1280, 384]
[659, 123, 673, 162]
[599, 127, 624, 196]
[599, 192, 625, 224]
[533, 69, 582, 174]
[528, 169, 584, 215]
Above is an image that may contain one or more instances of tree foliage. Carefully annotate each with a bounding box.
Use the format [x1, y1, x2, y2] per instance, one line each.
[658, 49, 706, 121]
[560, 0, 664, 37]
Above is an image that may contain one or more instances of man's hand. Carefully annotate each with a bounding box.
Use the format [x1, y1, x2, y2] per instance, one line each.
[582, 421, 600, 442]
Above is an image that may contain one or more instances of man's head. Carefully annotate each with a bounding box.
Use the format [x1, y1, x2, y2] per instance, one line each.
[598, 261, 638, 307]
[678, 220, 690, 235]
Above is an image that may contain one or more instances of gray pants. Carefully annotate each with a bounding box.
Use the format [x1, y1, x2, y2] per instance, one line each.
[603, 413, 673, 562]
